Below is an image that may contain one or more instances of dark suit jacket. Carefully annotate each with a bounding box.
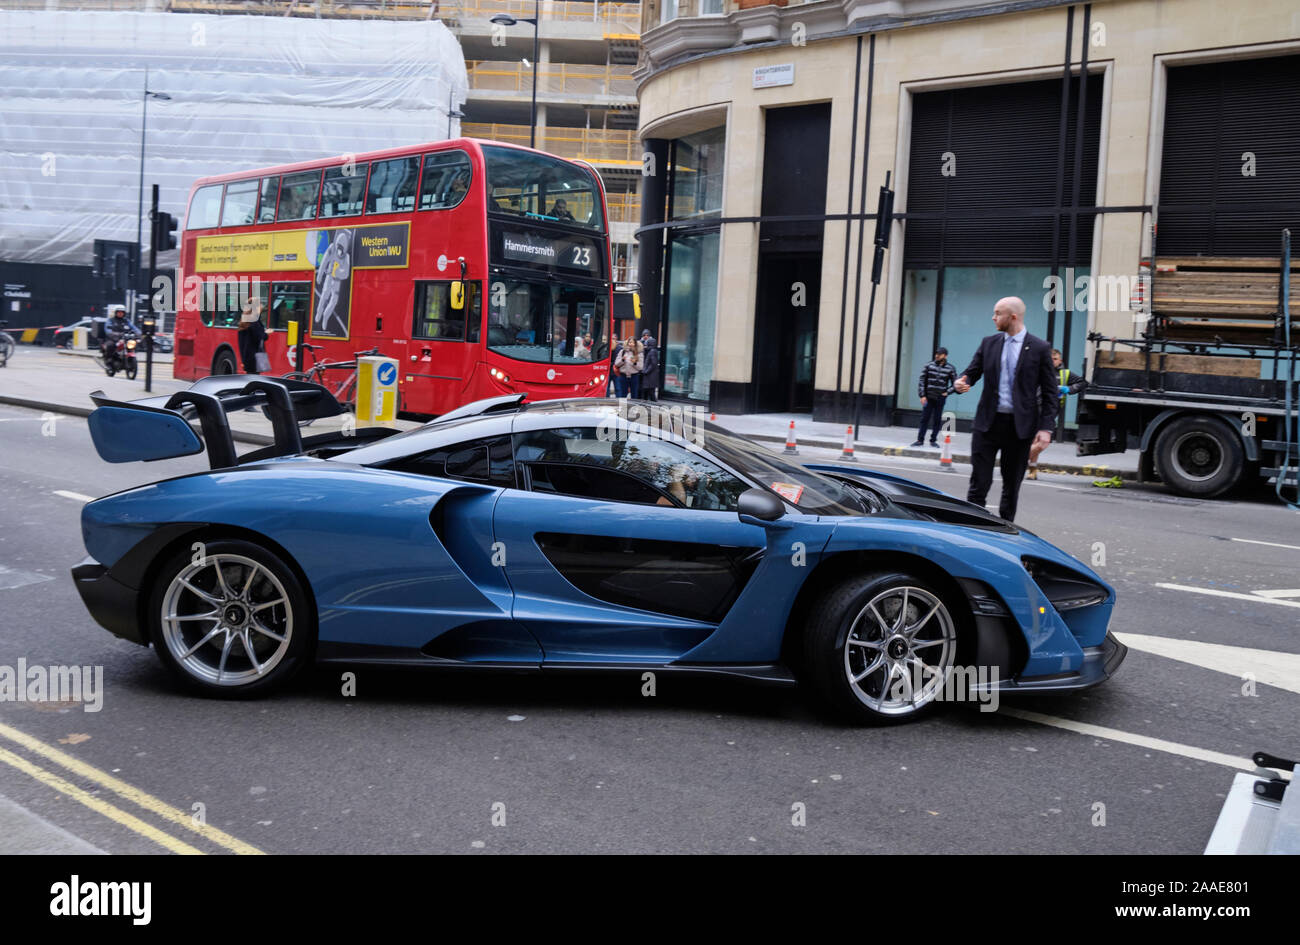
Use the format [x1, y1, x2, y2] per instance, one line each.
[959, 331, 1058, 439]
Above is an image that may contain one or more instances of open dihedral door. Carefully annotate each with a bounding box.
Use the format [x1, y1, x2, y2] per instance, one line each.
[86, 375, 346, 469]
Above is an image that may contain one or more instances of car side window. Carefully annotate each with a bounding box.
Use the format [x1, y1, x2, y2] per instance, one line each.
[513, 427, 747, 510]
[383, 435, 514, 487]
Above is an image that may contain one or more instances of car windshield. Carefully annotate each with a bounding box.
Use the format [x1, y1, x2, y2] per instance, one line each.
[701, 424, 872, 516]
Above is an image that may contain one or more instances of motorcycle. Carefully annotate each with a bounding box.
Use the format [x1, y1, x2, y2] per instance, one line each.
[102, 333, 139, 380]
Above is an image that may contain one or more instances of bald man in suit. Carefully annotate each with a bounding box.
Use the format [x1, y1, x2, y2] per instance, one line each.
[952, 296, 1058, 522]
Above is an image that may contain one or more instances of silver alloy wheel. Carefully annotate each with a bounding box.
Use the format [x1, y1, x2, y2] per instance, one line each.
[1169, 430, 1224, 483]
[842, 585, 957, 716]
[160, 553, 293, 687]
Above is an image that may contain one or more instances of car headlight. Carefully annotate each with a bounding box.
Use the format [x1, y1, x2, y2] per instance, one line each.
[1022, 557, 1109, 611]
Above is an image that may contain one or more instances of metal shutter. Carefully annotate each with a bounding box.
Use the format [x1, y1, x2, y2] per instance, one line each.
[1158, 54, 1300, 257]
[904, 75, 1102, 266]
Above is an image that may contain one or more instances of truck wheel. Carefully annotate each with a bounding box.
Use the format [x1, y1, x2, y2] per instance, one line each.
[1155, 415, 1244, 498]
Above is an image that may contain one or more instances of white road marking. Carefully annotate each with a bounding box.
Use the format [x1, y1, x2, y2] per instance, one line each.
[1253, 589, 1300, 600]
[1116, 632, 1300, 696]
[1231, 538, 1300, 551]
[1000, 708, 1278, 776]
[52, 490, 95, 503]
[0, 566, 55, 591]
[1155, 583, 1300, 610]
[1232, 540, 1300, 553]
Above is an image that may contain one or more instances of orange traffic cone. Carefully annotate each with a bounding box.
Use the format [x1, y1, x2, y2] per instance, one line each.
[840, 426, 856, 462]
[783, 420, 799, 455]
[710, 412, 716, 422]
[939, 431, 954, 471]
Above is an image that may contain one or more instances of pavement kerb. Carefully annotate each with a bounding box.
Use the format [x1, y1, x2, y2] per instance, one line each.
[742, 431, 1137, 481]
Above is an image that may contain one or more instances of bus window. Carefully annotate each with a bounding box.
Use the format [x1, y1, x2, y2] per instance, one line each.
[220, 180, 260, 227]
[268, 282, 311, 332]
[482, 145, 605, 231]
[366, 156, 419, 214]
[187, 184, 224, 230]
[277, 170, 322, 222]
[414, 281, 481, 342]
[320, 163, 369, 219]
[257, 176, 280, 223]
[201, 279, 267, 329]
[418, 151, 472, 210]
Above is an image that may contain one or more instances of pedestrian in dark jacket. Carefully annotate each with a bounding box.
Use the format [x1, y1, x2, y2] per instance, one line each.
[237, 297, 268, 374]
[639, 330, 660, 402]
[910, 347, 957, 447]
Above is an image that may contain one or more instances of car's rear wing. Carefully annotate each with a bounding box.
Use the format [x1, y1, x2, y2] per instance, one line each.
[87, 375, 344, 469]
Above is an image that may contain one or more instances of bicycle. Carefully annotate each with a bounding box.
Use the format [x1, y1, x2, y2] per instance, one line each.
[282, 344, 381, 424]
[0, 320, 15, 368]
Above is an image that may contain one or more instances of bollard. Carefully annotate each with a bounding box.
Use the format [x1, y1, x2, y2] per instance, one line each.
[783, 420, 799, 455]
[355, 355, 400, 428]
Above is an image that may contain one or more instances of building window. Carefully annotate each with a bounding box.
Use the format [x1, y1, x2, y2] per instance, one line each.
[660, 0, 679, 23]
[662, 230, 719, 401]
[670, 127, 725, 220]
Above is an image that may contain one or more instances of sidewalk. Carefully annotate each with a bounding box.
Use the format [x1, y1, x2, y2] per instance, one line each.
[0, 346, 1136, 478]
[0, 345, 420, 446]
[709, 408, 1137, 479]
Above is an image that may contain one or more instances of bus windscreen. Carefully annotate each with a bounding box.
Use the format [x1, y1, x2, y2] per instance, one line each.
[482, 146, 605, 232]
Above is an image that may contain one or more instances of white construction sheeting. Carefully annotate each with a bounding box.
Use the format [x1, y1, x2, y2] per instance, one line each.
[0, 11, 468, 266]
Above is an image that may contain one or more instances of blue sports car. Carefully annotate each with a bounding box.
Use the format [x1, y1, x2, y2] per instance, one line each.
[72, 377, 1125, 724]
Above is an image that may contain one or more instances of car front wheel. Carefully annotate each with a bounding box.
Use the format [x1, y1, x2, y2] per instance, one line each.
[801, 571, 962, 724]
[148, 539, 313, 697]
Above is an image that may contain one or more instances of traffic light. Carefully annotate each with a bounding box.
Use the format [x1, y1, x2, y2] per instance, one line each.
[151, 210, 178, 252]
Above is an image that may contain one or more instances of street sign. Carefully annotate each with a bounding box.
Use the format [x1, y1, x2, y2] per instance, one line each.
[753, 63, 794, 89]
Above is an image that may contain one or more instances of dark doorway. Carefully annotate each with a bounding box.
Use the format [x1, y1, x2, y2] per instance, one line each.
[753, 102, 831, 413]
[753, 254, 820, 412]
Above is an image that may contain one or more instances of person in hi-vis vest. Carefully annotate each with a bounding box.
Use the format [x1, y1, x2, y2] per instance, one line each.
[1027, 348, 1088, 480]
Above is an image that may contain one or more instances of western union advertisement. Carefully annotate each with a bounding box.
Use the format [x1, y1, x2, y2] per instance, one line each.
[194, 222, 410, 273]
[194, 223, 409, 340]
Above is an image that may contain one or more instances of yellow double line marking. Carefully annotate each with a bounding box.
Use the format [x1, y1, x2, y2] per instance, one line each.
[0, 721, 263, 855]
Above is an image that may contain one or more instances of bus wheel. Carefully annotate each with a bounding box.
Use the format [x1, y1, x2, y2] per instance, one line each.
[1155, 415, 1244, 498]
[212, 348, 238, 375]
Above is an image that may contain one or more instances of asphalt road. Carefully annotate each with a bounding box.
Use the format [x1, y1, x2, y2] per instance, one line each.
[0, 402, 1296, 854]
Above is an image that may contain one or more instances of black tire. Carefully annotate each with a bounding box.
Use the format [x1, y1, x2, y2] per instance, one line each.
[147, 538, 314, 698]
[212, 348, 238, 375]
[61, 338, 74, 349]
[104, 362, 116, 378]
[1154, 415, 1244, 498]
[125, 361, 138, 380]
[800, 571, 966, 725]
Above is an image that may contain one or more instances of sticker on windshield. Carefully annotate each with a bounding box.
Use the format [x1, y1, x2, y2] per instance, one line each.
[770, 482, 804, 504]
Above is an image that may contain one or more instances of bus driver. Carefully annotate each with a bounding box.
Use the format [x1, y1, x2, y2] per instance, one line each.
[315, 229, 352, 337]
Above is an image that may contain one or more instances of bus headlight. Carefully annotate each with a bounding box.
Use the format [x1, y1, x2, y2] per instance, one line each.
[490, 367, 511, 384]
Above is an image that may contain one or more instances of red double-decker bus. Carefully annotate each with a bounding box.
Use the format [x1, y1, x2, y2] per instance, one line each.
[174, 139, 613, 415]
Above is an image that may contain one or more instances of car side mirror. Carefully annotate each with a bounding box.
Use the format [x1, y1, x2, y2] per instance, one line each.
[737, 487, 787, 526]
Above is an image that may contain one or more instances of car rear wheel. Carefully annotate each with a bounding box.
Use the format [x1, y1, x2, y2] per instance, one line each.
[148, 539, 312, 697]
[801, 571, 962, 724]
